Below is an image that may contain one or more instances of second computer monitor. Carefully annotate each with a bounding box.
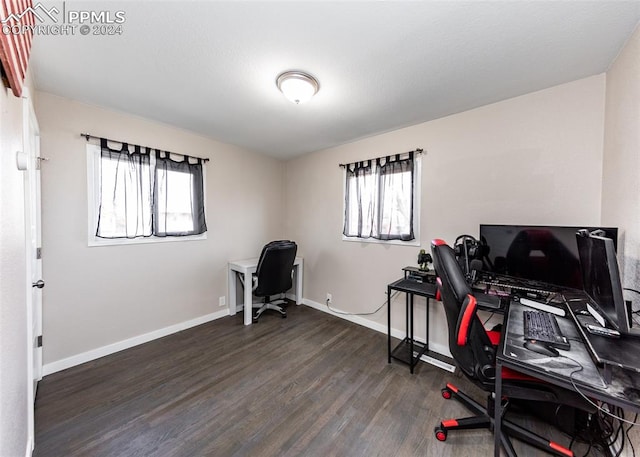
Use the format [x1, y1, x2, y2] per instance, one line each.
[576, 230, 638, 336]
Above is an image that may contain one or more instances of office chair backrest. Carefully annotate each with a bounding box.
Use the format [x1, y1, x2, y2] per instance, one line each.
[431, 239, 495, 388]
[254, 240, 298, 297]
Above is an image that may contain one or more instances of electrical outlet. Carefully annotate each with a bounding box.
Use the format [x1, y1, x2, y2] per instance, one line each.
[326, 293, 332, 303]
[219, 296, 226, 307]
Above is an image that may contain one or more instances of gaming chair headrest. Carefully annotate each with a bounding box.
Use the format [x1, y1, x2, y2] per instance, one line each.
[431, 239, 472, 303]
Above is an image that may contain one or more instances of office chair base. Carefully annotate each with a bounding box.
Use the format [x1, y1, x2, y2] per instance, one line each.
[252, 299, 287, 322]
[436, 383, 574, 457]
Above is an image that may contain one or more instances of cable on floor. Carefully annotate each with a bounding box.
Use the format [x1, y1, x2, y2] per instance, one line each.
[325, 290, 400, 316]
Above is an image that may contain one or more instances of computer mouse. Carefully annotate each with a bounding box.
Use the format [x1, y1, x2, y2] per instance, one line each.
[523, 340, 560, 357]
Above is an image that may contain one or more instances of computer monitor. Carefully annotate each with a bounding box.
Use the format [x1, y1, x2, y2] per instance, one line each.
[479, 225, 618, 289]
[576, 230, 639, 337]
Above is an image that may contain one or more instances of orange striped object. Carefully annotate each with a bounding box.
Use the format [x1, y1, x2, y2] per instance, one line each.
[0, 0, 34, 97]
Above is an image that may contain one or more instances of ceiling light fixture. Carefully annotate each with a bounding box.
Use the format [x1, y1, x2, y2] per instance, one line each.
[276, 71, 320, 104]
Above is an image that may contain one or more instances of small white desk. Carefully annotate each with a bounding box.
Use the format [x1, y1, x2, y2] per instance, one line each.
[228, 256, 304, 325]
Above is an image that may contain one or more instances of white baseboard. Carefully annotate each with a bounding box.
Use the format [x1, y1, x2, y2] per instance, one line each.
[43, 309, 229, 376]
[42, 298, 452, 377]
[302, 298, 453, 370]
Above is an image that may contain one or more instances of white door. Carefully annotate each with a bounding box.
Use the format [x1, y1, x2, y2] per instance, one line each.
[22, 89, 42, 449]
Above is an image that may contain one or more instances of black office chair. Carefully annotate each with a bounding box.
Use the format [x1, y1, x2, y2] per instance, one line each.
[430, 239, 595, 457]
[250, 240, 297, 322]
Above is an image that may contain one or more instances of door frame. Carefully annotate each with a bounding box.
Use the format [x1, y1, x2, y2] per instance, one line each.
[22, 86, 41, 455]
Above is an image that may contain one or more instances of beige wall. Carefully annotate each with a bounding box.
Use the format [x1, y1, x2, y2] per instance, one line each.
[36, 92, 285, 367]
[0, 86, 29, 455]
[284, 75, 606, 353]
[602, 25, 640, 289]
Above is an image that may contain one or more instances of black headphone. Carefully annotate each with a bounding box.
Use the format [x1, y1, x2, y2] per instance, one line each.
[453, 235, 479, 257]
[453, 235, 485, 278]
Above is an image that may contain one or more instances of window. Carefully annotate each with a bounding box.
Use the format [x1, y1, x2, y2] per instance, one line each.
[87, 139, 207, 246]
[343, 151, 420, 245]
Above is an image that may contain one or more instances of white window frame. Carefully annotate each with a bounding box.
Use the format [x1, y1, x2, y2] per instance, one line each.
[342, 154, 421, 247]
[86, 143, 207, 246]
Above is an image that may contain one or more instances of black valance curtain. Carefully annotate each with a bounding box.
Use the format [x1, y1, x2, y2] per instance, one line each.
[96, 138, 206, 239]
[343, 151, 415, 241]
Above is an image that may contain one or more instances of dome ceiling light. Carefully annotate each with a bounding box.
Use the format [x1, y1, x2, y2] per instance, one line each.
[276, 71, 320, 104]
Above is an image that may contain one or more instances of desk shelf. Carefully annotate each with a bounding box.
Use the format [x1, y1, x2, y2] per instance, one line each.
[390, 337, 429, 368]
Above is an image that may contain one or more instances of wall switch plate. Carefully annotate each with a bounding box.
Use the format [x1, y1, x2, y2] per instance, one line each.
[219, 296, 226, 307]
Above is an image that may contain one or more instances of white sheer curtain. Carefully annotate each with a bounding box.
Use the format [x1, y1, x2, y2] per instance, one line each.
[343, 151, 415, 241]
[96, 140, 153, 238]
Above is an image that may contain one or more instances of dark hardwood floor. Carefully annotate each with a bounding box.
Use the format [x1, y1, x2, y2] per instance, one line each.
[34, 303, 614, 457]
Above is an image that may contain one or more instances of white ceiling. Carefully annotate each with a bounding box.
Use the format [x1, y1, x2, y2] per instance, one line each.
[31, 1, 640, 159]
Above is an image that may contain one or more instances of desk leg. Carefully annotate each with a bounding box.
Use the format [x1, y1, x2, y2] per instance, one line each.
[243, 272, 253, 326]
[387, 285, 392, 364]
[295, 262, 303, 305]
[425, 297, 430, 352]
[228, 268, 237, 316]
[409, 293, 414, 374]
[494, 361, 503, 457]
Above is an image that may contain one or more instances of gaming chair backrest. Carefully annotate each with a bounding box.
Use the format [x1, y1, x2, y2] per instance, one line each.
[431, 239, 495, 386]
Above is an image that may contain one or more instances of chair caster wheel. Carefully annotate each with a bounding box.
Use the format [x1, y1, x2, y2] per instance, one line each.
[441, 387, 453, 399]
[434, 427, 447, 442]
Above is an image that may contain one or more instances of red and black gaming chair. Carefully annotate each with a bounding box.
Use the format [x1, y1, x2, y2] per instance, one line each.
[430, 239, 595, 457]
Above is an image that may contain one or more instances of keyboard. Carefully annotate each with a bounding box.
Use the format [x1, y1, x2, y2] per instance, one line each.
[523, 310, 570, 350]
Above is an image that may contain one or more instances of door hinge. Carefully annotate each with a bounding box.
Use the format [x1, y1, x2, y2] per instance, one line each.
[35, 157, 48, 170]
[36, 247, 42, 259]
[37, 335, 42, 347]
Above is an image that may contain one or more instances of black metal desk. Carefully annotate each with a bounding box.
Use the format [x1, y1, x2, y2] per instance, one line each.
[387, 273, 438, 374]
[563, 289, 640, 384]
[494, 300, 640, 457]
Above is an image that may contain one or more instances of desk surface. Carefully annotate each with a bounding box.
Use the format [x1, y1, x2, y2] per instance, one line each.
[500, 300, 640, 412]
[229, 256, 303, 271]
[563, 289, 640, 374]
[388, 277, 437, 298]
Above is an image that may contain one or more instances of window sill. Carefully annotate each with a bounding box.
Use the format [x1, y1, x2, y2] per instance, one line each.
[342, 235, 420, 247]
[88, 233, 207, 247]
